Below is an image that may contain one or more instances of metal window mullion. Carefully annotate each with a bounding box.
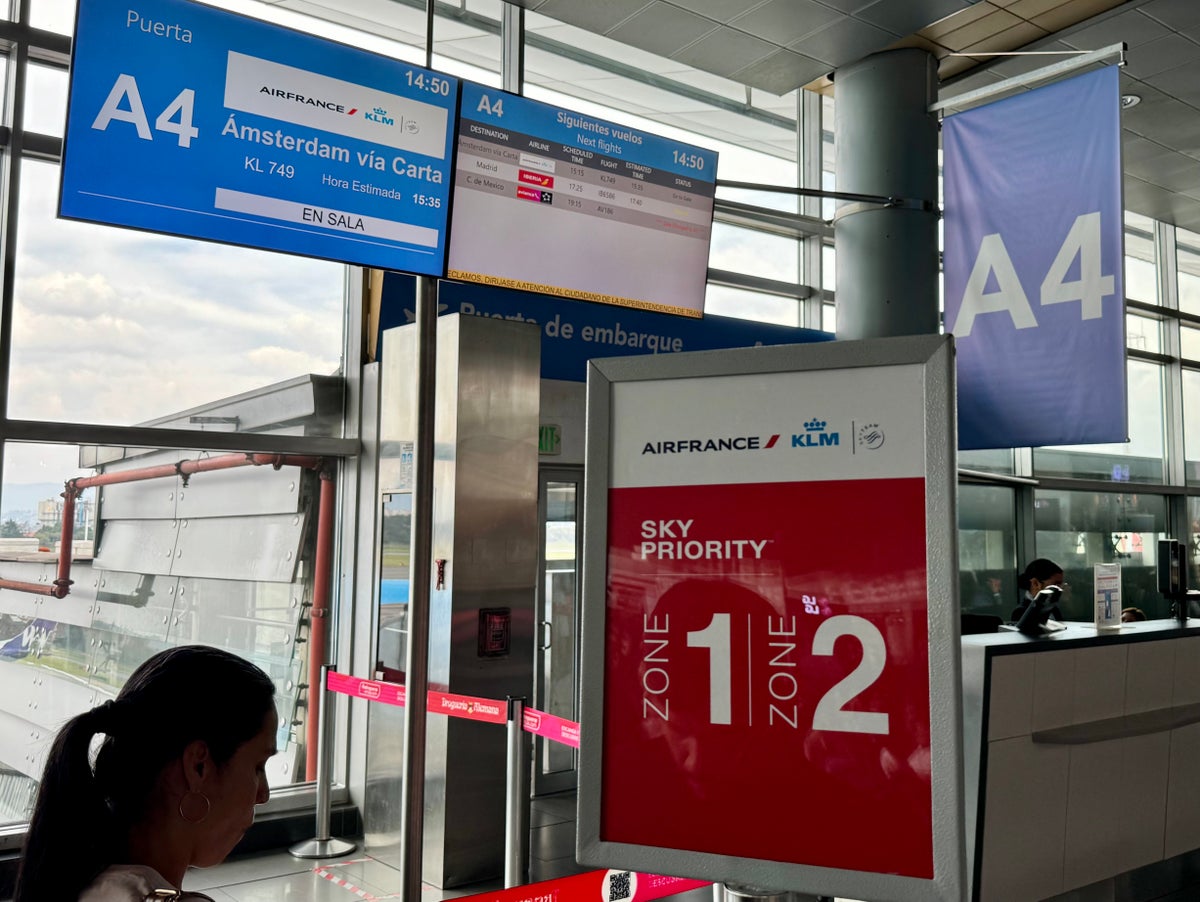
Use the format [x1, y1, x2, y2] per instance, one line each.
[799, 89, 823, 331]
[1159, 222, 1187, 491]
[0, 10, 30, 465]
[501, 2, 523, 95]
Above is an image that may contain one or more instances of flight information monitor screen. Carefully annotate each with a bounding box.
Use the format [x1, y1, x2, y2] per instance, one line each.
[61, 0, 458, 274]
[448, 84, 717, 318]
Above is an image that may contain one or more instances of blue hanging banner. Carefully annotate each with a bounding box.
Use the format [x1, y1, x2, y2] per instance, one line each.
[943, 66, 1126, 451]
[380, 273, 832, 381]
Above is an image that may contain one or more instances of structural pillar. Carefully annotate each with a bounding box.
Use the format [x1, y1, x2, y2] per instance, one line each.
[834, 49, 939, 340]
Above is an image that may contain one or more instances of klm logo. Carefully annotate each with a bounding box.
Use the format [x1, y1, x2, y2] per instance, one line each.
[365, 107, 395, 126]
[792, 418, 839, 448]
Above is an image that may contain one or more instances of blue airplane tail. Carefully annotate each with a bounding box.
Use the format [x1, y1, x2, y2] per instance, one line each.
[0, 618, 56, 660]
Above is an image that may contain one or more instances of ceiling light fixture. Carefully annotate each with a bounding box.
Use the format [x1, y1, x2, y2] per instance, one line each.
[1121, 94, 1141, 109]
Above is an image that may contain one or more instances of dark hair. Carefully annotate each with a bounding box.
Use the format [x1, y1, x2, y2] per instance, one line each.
[14, 645, 276, 902]
[1017, 558, 1063, 592]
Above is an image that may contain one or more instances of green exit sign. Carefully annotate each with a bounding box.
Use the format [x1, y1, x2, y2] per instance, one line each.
[539, 424, 562, 455]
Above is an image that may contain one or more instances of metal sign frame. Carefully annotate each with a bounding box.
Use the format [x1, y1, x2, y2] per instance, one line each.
[577, 334, 965, 902]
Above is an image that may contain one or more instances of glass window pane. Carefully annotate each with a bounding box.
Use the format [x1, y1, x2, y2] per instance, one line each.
[1183, 325, 1200, 363]
[709, 223, 798, 283]
[1124, 213, 1157, 305]
[29, 0, 74, 34]
[957, 484, 1017, 618]
[1127, 313, 1162, 354]
[1190, 497, 1200, 586]
[10, 160, 345, 434]
[0, 438, 324, 825]
[23, 63, 66, 138]
[704, 285, 799, 326]
[1186, 368, 1200, 486]
[1034, 360, 1165, 483]
[1178, 226, 1200, 317]
[959, 448, 1015, 475]
[821, 302, 835, 333]
[1033, 489, 1169, 619]
[822, 243, 835, 293]
[523, 11, 797, 212]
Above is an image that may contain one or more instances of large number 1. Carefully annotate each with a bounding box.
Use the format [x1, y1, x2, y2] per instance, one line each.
[686, 612, 731, 724]
[684, 612, 889, 734]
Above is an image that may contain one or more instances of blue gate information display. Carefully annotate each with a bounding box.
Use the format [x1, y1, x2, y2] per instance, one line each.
[447, 83, 718, 318]
[61, 0, 459, 274]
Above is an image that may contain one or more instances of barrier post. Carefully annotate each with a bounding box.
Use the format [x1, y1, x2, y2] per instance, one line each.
[291, 665, 357, 859]
[504, 696, 530, 887]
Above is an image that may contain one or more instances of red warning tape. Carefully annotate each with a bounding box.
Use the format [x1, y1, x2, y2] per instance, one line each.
[428, 688, 508, 724]
[522, 707, 581, 748]
[326, 673, 580, 737]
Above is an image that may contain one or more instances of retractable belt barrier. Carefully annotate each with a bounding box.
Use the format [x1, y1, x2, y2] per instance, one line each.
[321, 671, 709, 898]
[326, 671, 569, 740]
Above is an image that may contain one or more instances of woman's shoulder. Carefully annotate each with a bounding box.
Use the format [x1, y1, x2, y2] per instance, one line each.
[79, 864, 215, 901]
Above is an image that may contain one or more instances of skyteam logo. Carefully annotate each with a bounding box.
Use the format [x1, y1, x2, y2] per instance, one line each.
[792, 418, 839, 448]
[642, 434, 781, 454]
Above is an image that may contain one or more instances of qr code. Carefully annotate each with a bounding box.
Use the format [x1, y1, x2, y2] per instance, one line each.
[608, 872, 632, 901]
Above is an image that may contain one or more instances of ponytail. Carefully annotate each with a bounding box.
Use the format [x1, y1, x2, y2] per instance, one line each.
[14, 705, 120, 902]
[15, 646, 275, 900]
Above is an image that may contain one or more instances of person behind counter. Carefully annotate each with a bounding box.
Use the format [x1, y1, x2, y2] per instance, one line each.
[14, 645, 278, 902]
[1122, 606, 1148, 622]
[1012, 558, 1067, 623]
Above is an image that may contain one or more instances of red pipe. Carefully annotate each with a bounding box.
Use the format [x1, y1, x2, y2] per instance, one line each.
[55, 489, 78, 597]
[305, 468, 336, 781]
[0, 579, 59, 596]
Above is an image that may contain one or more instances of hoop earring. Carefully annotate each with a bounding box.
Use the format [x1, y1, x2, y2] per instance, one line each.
[179, 790, 211, 824]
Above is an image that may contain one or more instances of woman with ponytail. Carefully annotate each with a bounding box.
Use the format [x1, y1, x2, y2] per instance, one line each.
[14, 645, 278, 901]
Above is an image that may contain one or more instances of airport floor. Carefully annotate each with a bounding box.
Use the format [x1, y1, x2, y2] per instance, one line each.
[179, 791, 714, 902]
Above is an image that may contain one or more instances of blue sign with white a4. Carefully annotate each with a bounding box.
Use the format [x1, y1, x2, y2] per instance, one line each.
[943, 66, 1126, 450]
[61, 0, 458, 274]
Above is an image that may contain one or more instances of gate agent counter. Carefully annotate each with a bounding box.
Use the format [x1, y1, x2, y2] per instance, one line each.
[963, 621, 1200, 901]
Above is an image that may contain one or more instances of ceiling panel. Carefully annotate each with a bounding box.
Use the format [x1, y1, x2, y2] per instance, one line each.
[790, 16, 897, 64]
[728, 0, 843, 45]
[607, 4, 717, 56]
[671, 26, 778, 76]
[1121, 32, 1200, 79]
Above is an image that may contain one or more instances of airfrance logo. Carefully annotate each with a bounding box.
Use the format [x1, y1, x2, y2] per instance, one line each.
[792, 418, 839, 448]
[258, 85, 347, 113]
[641, 434, 781, 454]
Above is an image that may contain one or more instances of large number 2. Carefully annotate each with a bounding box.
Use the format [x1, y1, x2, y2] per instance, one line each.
[684, 613, 889, 734]
[812, 615, 889, 735]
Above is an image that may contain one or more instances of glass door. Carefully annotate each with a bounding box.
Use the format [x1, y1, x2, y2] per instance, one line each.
[532, 467, 582, 796]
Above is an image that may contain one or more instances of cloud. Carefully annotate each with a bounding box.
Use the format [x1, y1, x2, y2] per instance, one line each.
[8, 161, 345, 438]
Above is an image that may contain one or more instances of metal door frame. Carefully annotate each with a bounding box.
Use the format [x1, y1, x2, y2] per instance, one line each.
[532, 464, 583, 796]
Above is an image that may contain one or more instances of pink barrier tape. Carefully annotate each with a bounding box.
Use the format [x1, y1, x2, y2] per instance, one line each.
[454, 868, 709, 902]
[428, 689, 508, 724]
[326, 672, 406, 707]
[325, 673, 505, 724]
[313, 860, 399, 900]
[523, 707, 581, 749]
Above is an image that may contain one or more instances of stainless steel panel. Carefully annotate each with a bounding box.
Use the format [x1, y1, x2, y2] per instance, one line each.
[167, 514, 305, 583]
[94, 520, 178, 575]
[368, 315, 539, 888]
[175, 464, 306, 518]
[90, 450, 188, 520]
